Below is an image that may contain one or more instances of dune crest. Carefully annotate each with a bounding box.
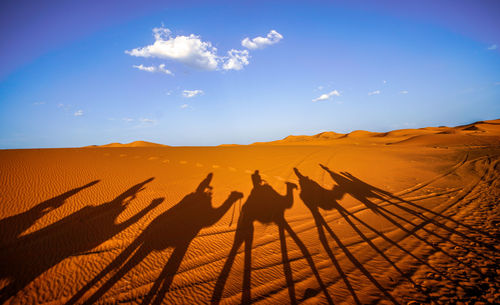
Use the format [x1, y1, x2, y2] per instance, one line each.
[88, 141, 169, 148]
[250, 119, 500, 146]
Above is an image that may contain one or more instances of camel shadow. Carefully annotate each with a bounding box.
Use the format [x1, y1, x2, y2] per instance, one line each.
[294, 167, 399, 304]
[0, 180, 100, 248]
[319, 165, 493, 275]
[211, 170, 333, 305]
[294, 164, 494, 304]
[67, 173, 243, 305]
[0, 178, 160, 303]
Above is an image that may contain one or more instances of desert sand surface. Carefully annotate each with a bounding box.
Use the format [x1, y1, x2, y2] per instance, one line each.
[1, 120, 499, 304]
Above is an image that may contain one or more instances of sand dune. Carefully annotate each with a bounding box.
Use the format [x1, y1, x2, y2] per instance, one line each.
[254, 119, 500, 147]
[1, 120, 499, 304]
[86, 141, 169, 148]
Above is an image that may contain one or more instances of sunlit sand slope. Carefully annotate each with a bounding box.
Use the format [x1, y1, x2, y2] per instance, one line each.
[0, 120, 499, 304]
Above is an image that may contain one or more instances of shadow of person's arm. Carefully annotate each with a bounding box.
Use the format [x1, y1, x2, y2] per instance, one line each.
[197, 173, 213, 193]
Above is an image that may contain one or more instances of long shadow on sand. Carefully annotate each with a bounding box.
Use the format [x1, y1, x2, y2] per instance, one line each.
[66, 173, 242, 305]
[211, 170, 333, 305]
[319, 165, 493, 275]
[0, 178, 160, 303]
[0, 180, 100, 248]
[294, 168, 396, 304]
[294, 165, 496, 304]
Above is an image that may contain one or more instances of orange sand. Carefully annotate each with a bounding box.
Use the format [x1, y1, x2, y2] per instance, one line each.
[1, 120, 499, 304]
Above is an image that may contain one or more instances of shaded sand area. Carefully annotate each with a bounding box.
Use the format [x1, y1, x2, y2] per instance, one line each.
[1, 120, 499, 304]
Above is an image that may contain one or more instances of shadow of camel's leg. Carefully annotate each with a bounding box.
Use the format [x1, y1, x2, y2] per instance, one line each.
[211, 231, 246, 304]
[344, 209, 461, 283]
[311, 214, 361, 305]
[81, 245, 149, 305]
[145, 243, 190, 305]
[278, 223, 297, 305]
[241, 224, 254, 305]
[282, 221, 334, 305]
[337, 210, 418, 287]
[359, 202, 484, 275]
[0, 282, 17, 304]
[317, 215, 399, 304]
[66, 238, 143, 305]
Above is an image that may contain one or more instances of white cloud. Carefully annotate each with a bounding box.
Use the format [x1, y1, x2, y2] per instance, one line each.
[133, 64, 173, 75]
[127, 26, 254, 71]
[487, 44, 497, 50]
[242, 30, 283, 50]
[222, 49, 250, 71]
[182, 89, 204, 98]
[126, 27, 220, 70]
[317, 86, 324, 91]
[74, 110, 84, 116]
[312, 90, 340, 102]
[368, 90, 381, 96]
[57, 103, 64, 108]
[139, 118, 155, 123]
[383, 80, 387, 84]
[180, 104, 189, 109]
[33, 101, 45, 105]
[400, 90, 409, 94]
[123, 118, 134, 122]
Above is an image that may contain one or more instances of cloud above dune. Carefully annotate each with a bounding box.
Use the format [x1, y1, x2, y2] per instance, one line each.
[182, 89, 204, 98]
[74, 110, 84, 116]
[368, 90, 381, 95]
[312, 90, 340, 102]
[133, 64, 173, 75]
[400, 90, 409, 94]
[242, 30, 283, 50]
[126, 26, 256, 72]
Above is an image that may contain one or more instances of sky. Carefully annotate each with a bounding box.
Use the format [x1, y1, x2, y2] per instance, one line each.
[1, 0, 499, 148]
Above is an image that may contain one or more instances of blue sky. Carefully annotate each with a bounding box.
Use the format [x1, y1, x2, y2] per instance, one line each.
[1, 0, 499, 148]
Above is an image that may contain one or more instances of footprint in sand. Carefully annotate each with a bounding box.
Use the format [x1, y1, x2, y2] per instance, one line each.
[148, 156, 159, 161]
[228, 167, 237, 172]
[244, 170, 253, 174]
[179, 160, 188, 164]
[162, 159, 170, 164]
[212, 165, 220, 169]
[274, 176, 284, 181]
[119, 154, 127, 157]
[196, 163, 203, 167]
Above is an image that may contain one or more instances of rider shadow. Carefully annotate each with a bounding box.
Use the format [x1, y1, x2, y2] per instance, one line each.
[67, 173, 243, 305]
[211, 170, 333, 305]
[0, 178, 160, 303]
[0, 180, 100, 248]
[293, 167, 399, 305]
[319, 165, 492, 275]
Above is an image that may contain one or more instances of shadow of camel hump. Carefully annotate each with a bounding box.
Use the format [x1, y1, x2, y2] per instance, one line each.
[67, 173, 243, 305]
[211, 170, 333, 305]
[0, 178, 159, 303]
[0, 180, 100, 248]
